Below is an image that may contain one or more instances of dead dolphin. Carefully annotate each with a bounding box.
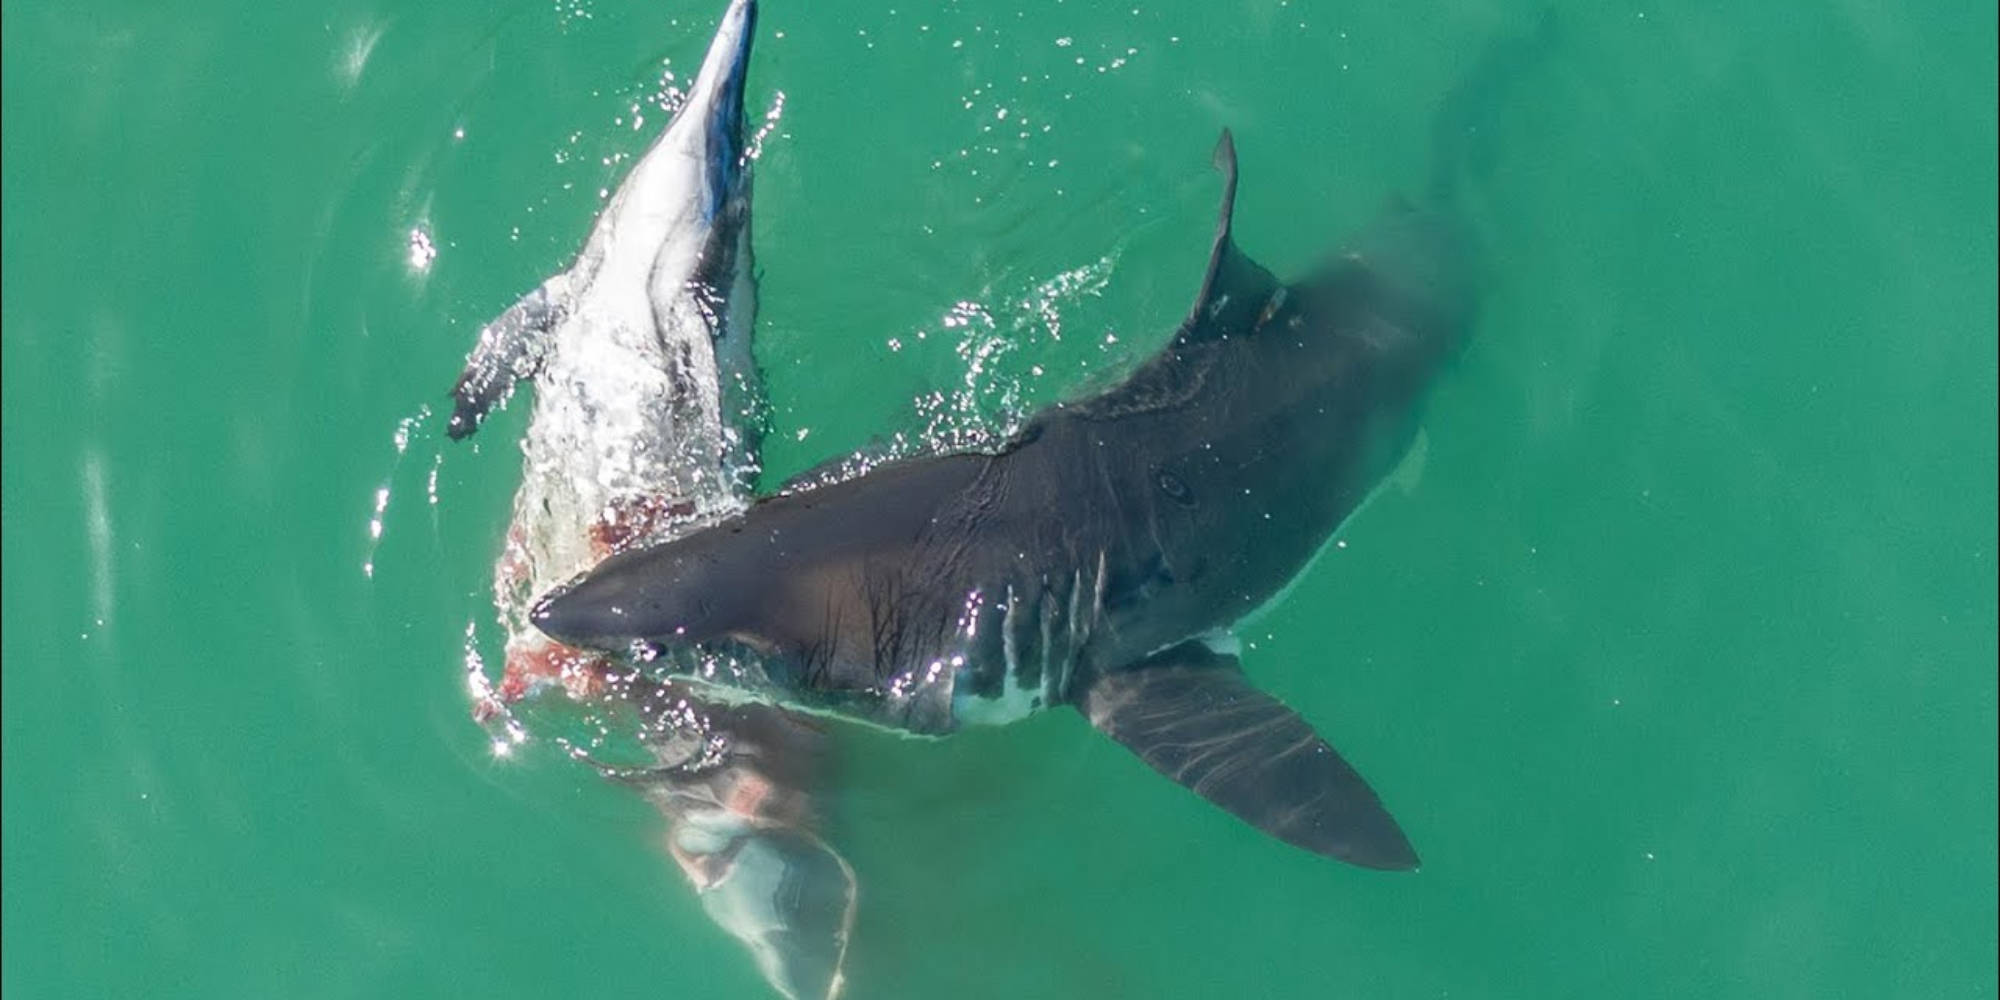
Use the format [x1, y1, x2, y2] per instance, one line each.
[447, 2, 855, 997]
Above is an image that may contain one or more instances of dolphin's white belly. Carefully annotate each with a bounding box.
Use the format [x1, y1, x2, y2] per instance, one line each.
[492, 124, 747, 615]
[576, 121, 713, 286]
[450, 0, 762, 715]
[500, 291, 738, 629]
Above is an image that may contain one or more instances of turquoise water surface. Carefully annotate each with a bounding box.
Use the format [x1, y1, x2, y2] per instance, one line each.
[4, 1, 1995, 997]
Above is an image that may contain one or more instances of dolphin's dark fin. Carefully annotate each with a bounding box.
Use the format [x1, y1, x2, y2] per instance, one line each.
[1174, 129, 1281, 347]
[446, 274, 571, 440]
[619, 679, 855, 1000]
[1076, 640, 1419, 870]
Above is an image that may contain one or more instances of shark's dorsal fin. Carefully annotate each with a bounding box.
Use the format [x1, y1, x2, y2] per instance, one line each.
[1198, 128, 1242, 297]
[446, 273, 572, 441]
[1174, 130, 1281, 347]
[1076, 640, 1419, 870]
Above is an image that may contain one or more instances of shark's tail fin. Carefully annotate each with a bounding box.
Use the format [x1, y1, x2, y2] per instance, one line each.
[1425, 9, 1562, 209]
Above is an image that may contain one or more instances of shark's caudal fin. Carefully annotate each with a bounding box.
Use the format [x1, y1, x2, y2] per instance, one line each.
[1173, 129, 1280, 347]
[1425, 8, 1561, 208]
[446, 274, 571, 440]
[1076, 641, 1419, 870]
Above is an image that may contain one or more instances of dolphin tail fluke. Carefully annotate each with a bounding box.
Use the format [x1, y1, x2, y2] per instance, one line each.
[1077, 641, 1419, 870]
[446, 273, 571, 440]
[1176, 129, 1280, 346]
[686, 825, 855, 1000]
[617, 682, 856, 1000]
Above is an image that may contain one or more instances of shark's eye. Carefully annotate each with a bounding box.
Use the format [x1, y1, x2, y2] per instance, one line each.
[1155, 469, 1195, 507]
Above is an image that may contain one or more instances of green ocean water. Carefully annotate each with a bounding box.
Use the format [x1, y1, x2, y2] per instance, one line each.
[4, 0, 1995, 996]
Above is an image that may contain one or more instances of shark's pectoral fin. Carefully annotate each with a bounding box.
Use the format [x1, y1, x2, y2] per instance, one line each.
[1076, 640, 1419, 870]
[1391, 428, 1430, 495]
[446, 274, 571, 440]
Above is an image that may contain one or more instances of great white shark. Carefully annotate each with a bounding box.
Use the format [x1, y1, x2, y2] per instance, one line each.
[530, 127, 1479, 870]
[446, 2, 855, 998]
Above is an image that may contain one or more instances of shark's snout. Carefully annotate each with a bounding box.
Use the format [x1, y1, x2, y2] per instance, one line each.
[530, 544, 717, 651]
[529, 576, 629, 648]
